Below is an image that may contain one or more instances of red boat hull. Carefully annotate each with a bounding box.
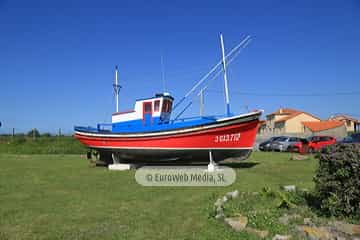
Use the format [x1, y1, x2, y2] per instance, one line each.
[75, 112, 261, 163]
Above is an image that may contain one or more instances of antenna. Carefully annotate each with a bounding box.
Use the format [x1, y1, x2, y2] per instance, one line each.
[220, 33, 231, 116]
[161, 55, 166, 92]
[113, 66, 122, 112]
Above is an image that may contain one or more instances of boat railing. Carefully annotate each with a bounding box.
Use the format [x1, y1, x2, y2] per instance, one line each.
[169, 115, 224, 124]
[97, 123, 112, 132]
[95, 114, 228, 131]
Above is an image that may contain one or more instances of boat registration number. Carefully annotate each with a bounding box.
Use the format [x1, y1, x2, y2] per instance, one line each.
[214, 133, 241, 143]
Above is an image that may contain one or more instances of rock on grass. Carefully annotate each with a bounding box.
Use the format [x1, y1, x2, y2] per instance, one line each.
[245, 227, 269, 239]
[272, 234, 292, 240]
[296, 226, 332, 240]
[224, 216, 248, 231]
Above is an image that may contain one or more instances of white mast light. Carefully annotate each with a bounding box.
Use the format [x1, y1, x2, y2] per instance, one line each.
[113, 66, 121, 112]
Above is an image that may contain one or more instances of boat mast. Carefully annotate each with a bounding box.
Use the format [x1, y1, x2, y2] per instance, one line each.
[113, 66, 121, 112]
[161, 55, 166, 93]
[199, 88, 204, 116]
[220, 33, 231, 117]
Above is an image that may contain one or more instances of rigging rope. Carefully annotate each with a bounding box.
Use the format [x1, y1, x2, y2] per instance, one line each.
[173, 35, 251, 110]
[173, 37, 252, 120]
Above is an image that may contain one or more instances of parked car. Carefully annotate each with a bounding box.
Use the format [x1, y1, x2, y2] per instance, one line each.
[287, 138, 309, 154]
[270, 136, 303, 152]
[340, 133, 360, 144]
[259, 136, 283, 151]
[307, 136, 336, 152]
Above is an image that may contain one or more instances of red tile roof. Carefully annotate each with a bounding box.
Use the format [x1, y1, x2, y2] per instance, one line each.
[267, 108, 320, 123]
[267, 108, 299, 116]
[274, 111, 320, 123]
[302, 120, 345, 132]
[329, 114, 359, 123]
[275, 112, 302, 123]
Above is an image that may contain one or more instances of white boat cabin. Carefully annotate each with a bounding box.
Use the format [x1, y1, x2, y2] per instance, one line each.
[112, 93, 174, 130]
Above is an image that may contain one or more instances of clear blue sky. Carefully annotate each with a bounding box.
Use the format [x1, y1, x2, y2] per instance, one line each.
[1, 0, 359, 134]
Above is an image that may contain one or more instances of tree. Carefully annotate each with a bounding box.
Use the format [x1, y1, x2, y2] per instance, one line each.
[27, 128, 40, 139]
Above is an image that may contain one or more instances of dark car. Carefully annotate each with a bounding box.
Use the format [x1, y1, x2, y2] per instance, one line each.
[259, 136, 283, 151]
[341, 133, 360, 143]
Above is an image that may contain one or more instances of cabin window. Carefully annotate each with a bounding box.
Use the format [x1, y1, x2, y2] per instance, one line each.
[168, 101, 172, 112]
[162, 100, 172, 113]
[154, 100, 160, 112]
[162, 100, 167, 112]
[144, 102, 152, 113]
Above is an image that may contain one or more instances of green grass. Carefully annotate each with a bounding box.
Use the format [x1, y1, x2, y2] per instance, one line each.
[0, 152, 317, 240]
[0, 136, 86, 154]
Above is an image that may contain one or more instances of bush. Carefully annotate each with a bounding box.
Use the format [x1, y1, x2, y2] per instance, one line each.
[314, 143, 360, 218]
[11, 135, 26, 144]
[0, 136, 86, 154]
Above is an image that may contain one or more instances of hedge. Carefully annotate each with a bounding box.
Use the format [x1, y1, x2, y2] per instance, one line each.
[314, 143, 360, 218]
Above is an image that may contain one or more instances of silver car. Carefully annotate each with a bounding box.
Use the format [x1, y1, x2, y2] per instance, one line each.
[270, 136, 301, 152]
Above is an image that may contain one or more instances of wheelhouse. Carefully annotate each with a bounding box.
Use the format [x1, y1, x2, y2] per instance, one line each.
[111, 93, 174, 132]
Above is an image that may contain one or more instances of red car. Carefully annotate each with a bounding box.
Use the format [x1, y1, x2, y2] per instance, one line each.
[288, 136, 336, 154]
[287, 138, 309, 154]
[307, 136, 336, 152]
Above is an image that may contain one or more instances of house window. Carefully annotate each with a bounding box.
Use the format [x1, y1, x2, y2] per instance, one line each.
[154, 100, 160, 112]
[346, 120, 351, 126]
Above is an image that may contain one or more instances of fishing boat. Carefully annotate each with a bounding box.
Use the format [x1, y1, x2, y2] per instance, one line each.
[74, 34, 262, 166]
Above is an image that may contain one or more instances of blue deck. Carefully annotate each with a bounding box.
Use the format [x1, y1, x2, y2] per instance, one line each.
[75, 116, 221, 134]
